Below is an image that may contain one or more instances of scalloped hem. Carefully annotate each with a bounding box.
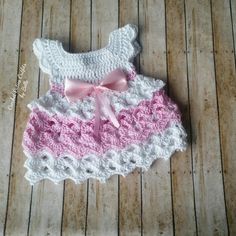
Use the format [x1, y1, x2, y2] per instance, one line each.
[24, 123, 187, 185]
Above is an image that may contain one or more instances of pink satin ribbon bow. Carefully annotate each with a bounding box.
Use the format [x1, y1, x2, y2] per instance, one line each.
[64, 68, 128, 140]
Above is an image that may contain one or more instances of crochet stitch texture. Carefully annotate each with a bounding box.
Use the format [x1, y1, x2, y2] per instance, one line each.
[22, 24, 187, 184]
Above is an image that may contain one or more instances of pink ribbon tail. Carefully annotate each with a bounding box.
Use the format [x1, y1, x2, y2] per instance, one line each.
[64, 68, 128, 141]
[94, 90, 119, 141]
[94, 92, 101, 141]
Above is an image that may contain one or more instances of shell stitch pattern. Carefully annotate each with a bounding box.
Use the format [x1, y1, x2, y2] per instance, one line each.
[24, 123, 187, 185]
[23, 89, 182, 158]
[28, 75, 165, 120]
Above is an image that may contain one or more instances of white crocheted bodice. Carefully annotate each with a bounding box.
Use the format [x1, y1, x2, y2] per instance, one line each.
[33, 24, 141, 86]
[30, 24, 166, 121]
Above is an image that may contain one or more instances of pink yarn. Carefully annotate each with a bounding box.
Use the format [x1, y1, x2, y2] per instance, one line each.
[22, 89, 182, 159]
[50, 82, 64, 95]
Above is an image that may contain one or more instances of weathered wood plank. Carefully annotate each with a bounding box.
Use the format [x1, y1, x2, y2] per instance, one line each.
[1, 1, 234, 235]
[185, 0, 228, 235]
[86, 0, 119, 235]
[2, 1, 37, 235]
[166, 1, 197, 235]
[28, 1, 70, 235]
[61, 0, 91, 235]
[118, 1, 142, 236]
[211, 0, 236, 234]
[139, 0, 173, 235]
[0, 0, 22, 234]
[230, 0, 236, 56]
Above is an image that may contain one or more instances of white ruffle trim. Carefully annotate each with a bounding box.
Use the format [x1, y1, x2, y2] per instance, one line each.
[28, 75, 165, 120]
[24, 123, 187, 185]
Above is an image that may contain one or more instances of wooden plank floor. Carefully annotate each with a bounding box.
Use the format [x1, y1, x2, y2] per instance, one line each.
[0, 0, 235, 235]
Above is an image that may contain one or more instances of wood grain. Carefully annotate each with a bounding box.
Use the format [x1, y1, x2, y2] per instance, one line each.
[211, 0, 236, 234]
[61, 0, 91, 235]
[86, 1, 119, 236]
[0, 0, 22, 234]
[0, 0, 235, 235]
[139, 0, 173, 235]
[185, 0, 228, 235]
[119, 1, 142, 236]
[3, 1, 36, 235]
[166, 1, 197, 235]
[28, 1, 70, 235]
[230, 0, 236, 53]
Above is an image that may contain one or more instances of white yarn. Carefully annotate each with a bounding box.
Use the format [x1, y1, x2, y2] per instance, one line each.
[28, 75, 165, 120]
[33, 24, 141, 84]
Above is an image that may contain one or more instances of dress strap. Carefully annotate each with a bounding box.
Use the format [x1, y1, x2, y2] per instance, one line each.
[107, 24, 141, 62]
[33, 38, 61, 77]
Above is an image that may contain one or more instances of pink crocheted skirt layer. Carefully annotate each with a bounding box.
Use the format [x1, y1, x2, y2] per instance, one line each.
[22, 89, 187, 184]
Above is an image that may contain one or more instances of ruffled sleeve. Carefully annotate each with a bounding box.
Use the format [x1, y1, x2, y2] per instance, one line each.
[108, 24, 141, 62]
[33, 38, 59, 76]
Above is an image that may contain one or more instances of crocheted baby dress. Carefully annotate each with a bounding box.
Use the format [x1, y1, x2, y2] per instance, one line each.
[22, 24, 187, 185]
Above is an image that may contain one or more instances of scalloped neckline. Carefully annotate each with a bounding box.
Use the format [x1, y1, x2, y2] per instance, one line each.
[37, 24, 139, 84]
[58, 40, 111, 58]
[57, 29, 115, 59]
[55, 24, 137, 60]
